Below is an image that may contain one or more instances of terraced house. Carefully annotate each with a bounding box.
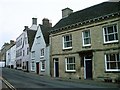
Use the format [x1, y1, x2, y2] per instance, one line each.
[50, 1, 120, 82]
[16, 18, 37, 71]
[30, 18, 52, 76]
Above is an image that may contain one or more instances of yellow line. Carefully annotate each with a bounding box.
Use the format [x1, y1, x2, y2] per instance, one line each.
[1, 77, 16, 90]
[0, 76, 2, 80]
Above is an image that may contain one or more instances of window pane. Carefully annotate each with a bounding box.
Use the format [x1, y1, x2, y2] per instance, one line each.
[107, 62, 110, 69]
[66, 57, 75, 70]
[84, 38, 90, 44]
[84, 31, 90, 37]
[118, 62, 120, 69]
[64, 35, 72, 48]
[117, 54, 120, 61]
[67, 65, 70, 70]
[115, 33, 118, 40]
[73, 64, 75, 70]
[70, 64, 73, 70]
[64, 42, 67, 48]
[67, 42, 72, 47]
[110, 62, 116, 69]
[110, 54, 115, 61]
[84, 31, 88, 37]
[105, 35, 108, 42]
[104, 25, 118, 42]
[69, 35, 72, 40]
[66, 36, 69, 41]
[69, 58, 73, 63]
[104, 28, 107, 34]
[83, 30, 90, 45]
[114, 25, 117, 32]
[42, 61, 45, 69]
[108, 26, 113, 33]
[108, 34, 114, 41]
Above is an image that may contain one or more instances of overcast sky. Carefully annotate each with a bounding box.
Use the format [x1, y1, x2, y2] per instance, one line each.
[0, 0, 114, 48]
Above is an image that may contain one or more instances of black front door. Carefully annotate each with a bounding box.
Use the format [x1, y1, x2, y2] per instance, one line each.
[85, 60, 92, 79]
[26, 61, 29, 72]
[54, 58, 59, 77]
[36, 62, 39, 74]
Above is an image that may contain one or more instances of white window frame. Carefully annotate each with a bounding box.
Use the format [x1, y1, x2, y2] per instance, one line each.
[103, 24, 118, 44]
[31, 51, 35, 59]
[105, 53, 120, 72]
[65, 57, 76, 72]
[40, 48, 44, 57]
[63, 34, 72, 50]
[41, 60, 45, 71]
[31, 61, 35, 71]
[27, 47, 29, 55]
[82, 30, 91, 46]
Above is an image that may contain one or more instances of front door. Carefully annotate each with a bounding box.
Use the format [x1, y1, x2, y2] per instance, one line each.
[84, 56, 92, 79]
[54, 58, 59, 77]
[26, 61, 29, 72]
[36, 62, 39, 74]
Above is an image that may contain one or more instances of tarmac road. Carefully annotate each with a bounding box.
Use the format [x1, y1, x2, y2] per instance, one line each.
[2, 68, 119, 89]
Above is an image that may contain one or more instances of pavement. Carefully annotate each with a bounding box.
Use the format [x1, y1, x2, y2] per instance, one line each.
[29, 72, 120, 88]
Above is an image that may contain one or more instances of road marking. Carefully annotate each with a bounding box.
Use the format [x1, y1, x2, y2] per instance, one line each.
[0, 76, 2, 80]
[0, 76, 16, 90]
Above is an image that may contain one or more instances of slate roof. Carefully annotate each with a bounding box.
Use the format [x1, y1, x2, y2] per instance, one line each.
[27, 29, 37, 50]
[39, 24, 52, 46]
[53, 2, 120, 30]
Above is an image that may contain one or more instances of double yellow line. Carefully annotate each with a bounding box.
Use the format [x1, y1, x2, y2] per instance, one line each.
[0, 76, 16, 90]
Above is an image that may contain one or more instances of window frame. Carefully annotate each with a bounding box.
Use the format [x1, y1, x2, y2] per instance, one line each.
[31, 51, 35, 59]
[103, 24, 118, 44]
[82, 30, 91, 46]
[40, 48, 44, 57]
[63, 34, 72, 50]
[105, 53, 120, 72]
[65, 57, 76, 72]
[41, 60, 45, 71]
[31, 61, 35, 71]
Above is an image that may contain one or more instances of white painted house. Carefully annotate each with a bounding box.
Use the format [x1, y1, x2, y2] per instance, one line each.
[6, 44, 16, 68]
[31, 18, 52, 76]
[16, 18, 37, 71]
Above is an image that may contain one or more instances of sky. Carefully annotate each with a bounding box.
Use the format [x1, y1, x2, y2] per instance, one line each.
[0, 0, 116, 49]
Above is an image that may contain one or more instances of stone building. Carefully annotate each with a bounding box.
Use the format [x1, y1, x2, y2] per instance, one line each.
[50, 1, 120, 82]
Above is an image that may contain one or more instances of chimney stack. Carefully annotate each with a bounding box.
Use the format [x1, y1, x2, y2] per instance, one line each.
[62, 8, 73, 18]
[32, 18, 37, 25]
[10, 40, 15, 44]
[24, 26, 28, 29]
[42, 18, 52, 27]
